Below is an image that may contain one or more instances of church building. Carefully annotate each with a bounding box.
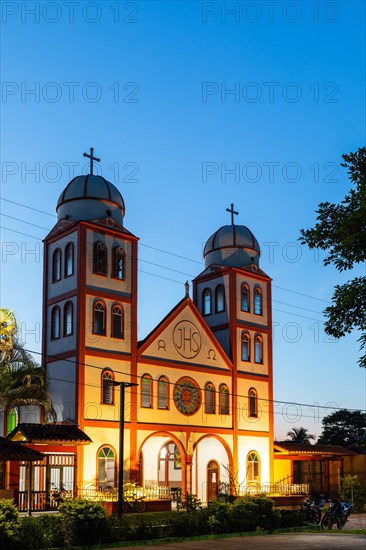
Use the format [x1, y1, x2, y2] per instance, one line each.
[7, 151, 275, 504]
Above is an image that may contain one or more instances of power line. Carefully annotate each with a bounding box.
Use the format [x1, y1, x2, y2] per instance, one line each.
[0, 196, 331, 306]
[24, 347, 365, 414]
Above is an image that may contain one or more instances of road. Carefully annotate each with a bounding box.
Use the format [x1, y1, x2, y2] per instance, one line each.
[107, 533, 365, 549]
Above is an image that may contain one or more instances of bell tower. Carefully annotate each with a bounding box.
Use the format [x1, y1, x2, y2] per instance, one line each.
[193, 204, 274, 483]
[42, 149, 138, 430]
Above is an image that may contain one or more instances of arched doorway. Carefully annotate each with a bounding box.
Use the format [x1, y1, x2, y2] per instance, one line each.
[207, 460, 219, 502]
[158, 441, 181, 489]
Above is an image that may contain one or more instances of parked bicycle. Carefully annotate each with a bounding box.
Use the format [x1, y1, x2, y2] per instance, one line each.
[121, 494, 146, 513]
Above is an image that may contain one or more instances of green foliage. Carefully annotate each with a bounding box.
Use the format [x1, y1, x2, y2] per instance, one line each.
[57, 498, 109, 546]
[178, 492, 202, 512]
[299, 147, 366, 368]
[0, 499, 21, 549]
[317, 409, 366, 446]
[340, 474, 366, 512]
[0, 496, 307, 547]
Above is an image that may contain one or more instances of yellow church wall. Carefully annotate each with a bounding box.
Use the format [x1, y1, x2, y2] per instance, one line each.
[237, 436, 271, 486]
[84, 296, 132, 354]
[85, 228, 133, 294]
[273, 458, 292, 482]
[236, 326, 269, 376]
[236, 274, 269, 326]
[140, 306, 230, 369]
[236, 379, 270, 432]
[137, 361, 232, 428]
[84, 355, 132, 422]
[82, 425, 131, 486]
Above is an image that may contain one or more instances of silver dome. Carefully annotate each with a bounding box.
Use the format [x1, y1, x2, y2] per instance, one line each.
[56, 175, 125, 224]
[204, 224, 260, 268]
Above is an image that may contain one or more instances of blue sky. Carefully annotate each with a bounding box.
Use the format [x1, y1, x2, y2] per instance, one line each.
[1, 0, 365, 439]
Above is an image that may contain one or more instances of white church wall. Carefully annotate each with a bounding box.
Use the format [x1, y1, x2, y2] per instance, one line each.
[192, 435, 231, 503]
[139, 435, 170, 487]
[48, 359, 76, 422]
[46, 296, 77, 355]
[47, 232, 78, 300]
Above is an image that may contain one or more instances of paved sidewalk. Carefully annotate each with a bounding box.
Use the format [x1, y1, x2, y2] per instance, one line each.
[344, 513, 366, 530]
[106, 533, 366, 550]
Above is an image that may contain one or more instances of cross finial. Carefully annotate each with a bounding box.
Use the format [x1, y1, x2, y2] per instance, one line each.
[83, 147, 100, 175]
[226, 203, 238, 225]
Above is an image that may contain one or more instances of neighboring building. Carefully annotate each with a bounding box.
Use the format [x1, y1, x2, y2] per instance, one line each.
[38, 157, 274, 503]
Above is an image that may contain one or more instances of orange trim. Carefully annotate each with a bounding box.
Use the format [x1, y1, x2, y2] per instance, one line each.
[46, 289, 78, 306]
[267, 279, 274, 483]
[85, 288, 133, 303]
[138, 356, 231, 375]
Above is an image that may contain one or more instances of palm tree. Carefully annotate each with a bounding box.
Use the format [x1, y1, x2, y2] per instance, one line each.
[0, 309, 56, 424]
[287, 427, 316, 444]
[0, 308, 17, 358]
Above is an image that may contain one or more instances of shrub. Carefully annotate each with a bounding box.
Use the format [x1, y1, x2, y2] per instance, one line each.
[58, 498, 109, 545]
[0, 499, 21, 550]
[19, 514, 65, 549]
[340, 474, 366, 512]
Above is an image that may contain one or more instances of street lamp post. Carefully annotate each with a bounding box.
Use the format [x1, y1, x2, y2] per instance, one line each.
[110, 381, 138, 520]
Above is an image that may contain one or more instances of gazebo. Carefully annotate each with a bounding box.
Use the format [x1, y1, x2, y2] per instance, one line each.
[0, 436, 44, 515]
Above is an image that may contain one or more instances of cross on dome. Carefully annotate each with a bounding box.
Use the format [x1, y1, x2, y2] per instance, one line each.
[226, 203, 238, 225]
[83, 147, 101, 175]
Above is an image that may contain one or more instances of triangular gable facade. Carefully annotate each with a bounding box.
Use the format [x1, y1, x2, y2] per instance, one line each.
[139, 297, 232, 370]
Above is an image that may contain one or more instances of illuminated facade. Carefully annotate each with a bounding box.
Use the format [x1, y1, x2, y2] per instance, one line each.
[42, 169, 274, 502]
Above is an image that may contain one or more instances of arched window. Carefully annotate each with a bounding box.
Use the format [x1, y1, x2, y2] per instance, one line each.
[6, 406, 18, 435]
[219, 384, 229, 415]
[246, 451, 260, 482]
[241, 283, 250, 312]
[64, 242, 74, 277]
[64, 301, 73, 336]
[94, 241, 108, 275]
[158, 376, 169, 409]
[112, 246, 124, 280]
[111, 305, 123, 339]
[97, 446, 115, 488]
[52, 248, 61, 282]
[202, 288, 212, 316]
[141, 374, 152, 408]
[254, 287, 262, 315]
[205, 382, 215, 414]
[51, 306, 60, 340]
[93, 302, 106, 335]
[215, 285, 225, 313]
[241, 333, 250, 362]
[101, 370, 114, 404]
[255, 335, 263, 363]
[248, 388, 258, 418]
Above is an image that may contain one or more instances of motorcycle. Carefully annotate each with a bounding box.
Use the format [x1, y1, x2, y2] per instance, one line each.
[320, 497, 353, 530]
[300, 496, 326, 524]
